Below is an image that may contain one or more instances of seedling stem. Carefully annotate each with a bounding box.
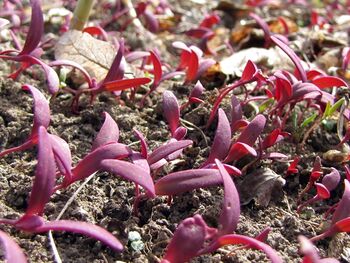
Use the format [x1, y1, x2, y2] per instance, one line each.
[70, 0, 94, 30]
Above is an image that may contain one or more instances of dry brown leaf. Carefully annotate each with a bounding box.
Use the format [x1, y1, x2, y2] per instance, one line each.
[237, 168, 286, 206]
[219, 47, 295, 77]
[55, 30, 116, 82]
[269, 17, 298, 34]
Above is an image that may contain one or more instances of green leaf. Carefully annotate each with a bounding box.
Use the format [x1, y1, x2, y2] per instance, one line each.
[328, 97, 345, 117]
[322, 102, 331, 119]
[301, 113, 318, 129]
[259, 98, 274, 113]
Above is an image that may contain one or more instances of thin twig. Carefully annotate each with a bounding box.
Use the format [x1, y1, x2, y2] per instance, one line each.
[48, 172, 97, 263]
[180, 118, 208, 147]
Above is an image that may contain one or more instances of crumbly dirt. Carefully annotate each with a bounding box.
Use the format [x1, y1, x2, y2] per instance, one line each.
[1, 1, 350, 263]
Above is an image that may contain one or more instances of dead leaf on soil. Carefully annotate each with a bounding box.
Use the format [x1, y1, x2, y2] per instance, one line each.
[55, 30, 116, 82]
[219, 47, 296, 77]
[317, 48, 342, 72]
[237, 167, 286, 206]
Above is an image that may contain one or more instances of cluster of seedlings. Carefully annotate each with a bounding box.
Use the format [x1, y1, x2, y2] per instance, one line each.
[1, 0, 350, 262]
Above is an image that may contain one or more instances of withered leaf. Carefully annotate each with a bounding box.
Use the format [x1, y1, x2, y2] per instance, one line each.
[219, 47, 295, 77]
[55, 30, 116, 82]
[237, 168, 286, 206]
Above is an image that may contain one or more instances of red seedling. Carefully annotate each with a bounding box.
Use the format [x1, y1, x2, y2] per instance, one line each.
[140, 50, 184, 105]
[311, 179, 350, 242]
[231, 95, 249, 133]
[297, 168, 340, 213]
[286, 156, 300, 176]
[298, 235, 340, 263]
[162, 90, 187, 139]
[0, 126, 124, 255]
[91, 112, 120, 151]
[0, 230, 27, 263]
[172, 41, 216, 83]
[0, 85, 50, 158]
[207, 60, 261, 127]
[224, 114, 266, 163]
[148, 139, 193, 170]
[51, 39, 151, 110]
[0, 0, 59, 94]
[271, 35, 348, 93]
[135, 2, 159, 33]
[83, 25, 109, 41]
[185, 12, 220, 54]
[159, 160, 281, 263]
[298, 156, 323, 201]
[180, 80, 205, 110]
[201, 109, 231, 167]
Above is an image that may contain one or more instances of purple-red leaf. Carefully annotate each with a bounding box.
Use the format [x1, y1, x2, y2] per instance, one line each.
[155, 169, 222, 196]
[186, 49, 199, 82]
[150, 50, 162, 88]
[215, 159, 240, 236]
[241, 60, 259, 82]
[173, 127, 187, 141]
[298, 236, 339, 263]
[125, 51, 150, 63]
[237, 114, 266, 146]
[342, 47, 350, 71]
[185, 28, 212, 38]
[211, 234, 283, 263]
[261, 128, 282, 150]
[163, 90, 180, 136]
[83, 26, 109, 40]
[322, 168, 340, 192]
[311, 76, 348, 89]
[143, 10, 159, 33]
[100, 159, 155, 197]
[133, 129, 148, 159]
[224, 142, 257, 163]
[271, 35, 307, 83]
[203, 109, 231, 166]
[161, 215, 207, 263]
[173, 41, 191, 70]
[69, 143, 132, 185]
[34, 219, 123, 252]
[334, 217, 350, 233]
[0, 230, 27, 263]
[262, 152, 288, 159]
[274, 72, 292, 102]
[27, 126, 55, 216]
[286, 156, 300, 175]
[249, 13, 271, 47]
[20, 55, 59, 94]
[200, 13, 220, 28]
[103, 77, 151, 92]
[22, 84, 50, 138]
[148, 140, 192, 165]
[19, 0, 43, 55]
[48, 134, 72, 181]
[332, 179, 350, 224]
[315, 183, 330, 199]
[190, 81, 205, 99]
[91, 112, 119, 151]
[231, 95, 243, 132]
[104, 39, 125, 83]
